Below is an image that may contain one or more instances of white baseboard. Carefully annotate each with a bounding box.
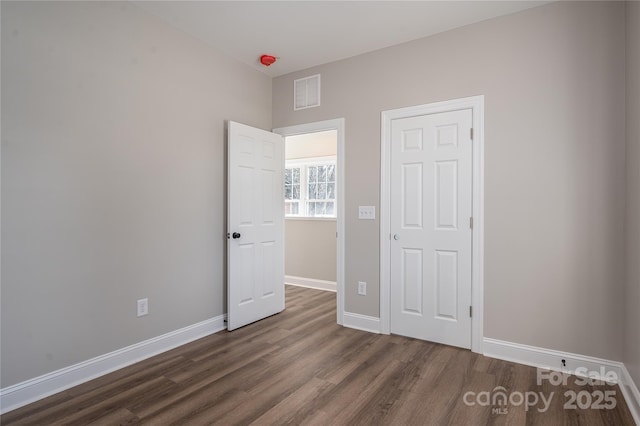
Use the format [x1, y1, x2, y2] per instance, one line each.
[484, 337, 639, 424]
[285, 275, 336, 292]
[0, 315, 226, 415]
[484, 338, 624, 380]
[621, 365, 640, 425]
[343, 312, 381, 334]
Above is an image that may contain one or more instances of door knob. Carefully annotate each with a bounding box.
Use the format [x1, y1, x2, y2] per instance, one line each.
[393, 234, 400, 240]
[232, 232, 241, 239]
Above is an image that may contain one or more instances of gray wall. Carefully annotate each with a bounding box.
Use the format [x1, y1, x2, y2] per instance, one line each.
[1, 1, 271, 387]
[285, 220, 336, 282]
[273, 1, 627, 360]
[625, 0, 640, 387]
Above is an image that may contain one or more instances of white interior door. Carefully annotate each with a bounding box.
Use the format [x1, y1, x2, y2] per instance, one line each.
[389, 109, 473, 348]
[227, 121, 284, 331]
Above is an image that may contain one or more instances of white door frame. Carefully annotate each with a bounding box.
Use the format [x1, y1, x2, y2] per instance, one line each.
[380, 96, 484, 353]
[273, 118, 346, 325]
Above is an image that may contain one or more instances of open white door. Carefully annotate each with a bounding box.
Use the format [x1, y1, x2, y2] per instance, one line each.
[227, 121, 285, 331]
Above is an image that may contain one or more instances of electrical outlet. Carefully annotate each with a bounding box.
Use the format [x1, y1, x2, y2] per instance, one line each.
[358, 281, 367, 296]
[358, 206, 375, 220]
[137, 298, 148, 317]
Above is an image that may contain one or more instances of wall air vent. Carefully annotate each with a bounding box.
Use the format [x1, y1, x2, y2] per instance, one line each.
[294, 74, 321, 111]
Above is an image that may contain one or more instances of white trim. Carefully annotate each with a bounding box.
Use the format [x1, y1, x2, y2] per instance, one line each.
[343, 312, 381, 334]
[285, 217, 336, 222]
[286, 156, 336, 166]
[484, 338, 623, 379]
[273, 118, 346, 326]
[380, 95, 485, 353]
[0, 315, 226, 414]
[620, 365, 640, 425]
[484, 338, 640, 424]
[286, 275, 336, 292]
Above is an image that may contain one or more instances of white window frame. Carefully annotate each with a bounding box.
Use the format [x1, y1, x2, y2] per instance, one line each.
[285, 156, 337, 219]
[284, 166, 302, 217]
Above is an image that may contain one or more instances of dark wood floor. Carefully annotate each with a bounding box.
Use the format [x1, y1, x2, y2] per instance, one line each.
[2, 285, 635, 425]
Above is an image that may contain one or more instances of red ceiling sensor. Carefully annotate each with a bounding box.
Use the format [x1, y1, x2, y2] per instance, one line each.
[260, 55, 277, 67]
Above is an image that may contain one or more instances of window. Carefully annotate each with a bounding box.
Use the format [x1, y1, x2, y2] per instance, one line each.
[285, 157, 336, 218]
[284, 167, 301, 215]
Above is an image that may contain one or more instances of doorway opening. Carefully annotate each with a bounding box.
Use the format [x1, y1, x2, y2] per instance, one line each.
[274, 119, 345, 325]
[284, 130, 337, 290]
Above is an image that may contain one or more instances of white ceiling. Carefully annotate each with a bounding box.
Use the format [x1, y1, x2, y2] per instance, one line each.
[134, 1, 548, 78]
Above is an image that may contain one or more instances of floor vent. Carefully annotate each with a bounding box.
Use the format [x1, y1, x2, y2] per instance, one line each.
[294, 74, 321, 111]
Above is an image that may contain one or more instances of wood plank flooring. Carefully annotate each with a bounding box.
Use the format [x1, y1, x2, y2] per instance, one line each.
[2, 286, 635, 425]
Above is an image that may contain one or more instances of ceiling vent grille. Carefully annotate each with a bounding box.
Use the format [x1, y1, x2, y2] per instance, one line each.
[294, 74, 321, 111]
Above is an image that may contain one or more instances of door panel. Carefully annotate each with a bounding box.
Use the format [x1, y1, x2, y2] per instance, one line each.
[402, 163, 423, 228]
[435, 160, 458, 229]
[401, 248, 423, 315]
[435, 250, 458, 320]
[228, 121, 284, 331]
[390, 109, 472, 349]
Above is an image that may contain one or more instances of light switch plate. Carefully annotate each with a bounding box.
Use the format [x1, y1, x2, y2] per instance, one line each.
[358, 206, 375, 220]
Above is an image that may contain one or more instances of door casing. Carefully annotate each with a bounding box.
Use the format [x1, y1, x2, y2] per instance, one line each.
[380, 96, 485, 353]
[273, 118, 346, 326]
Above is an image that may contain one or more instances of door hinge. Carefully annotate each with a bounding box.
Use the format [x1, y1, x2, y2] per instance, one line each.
[470, 128, 474, 140]
[469, 217, 473, 229]
[469, 306, 473, 318]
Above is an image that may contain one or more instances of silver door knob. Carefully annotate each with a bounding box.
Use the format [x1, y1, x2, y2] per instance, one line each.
[393, 234, 400, 240]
